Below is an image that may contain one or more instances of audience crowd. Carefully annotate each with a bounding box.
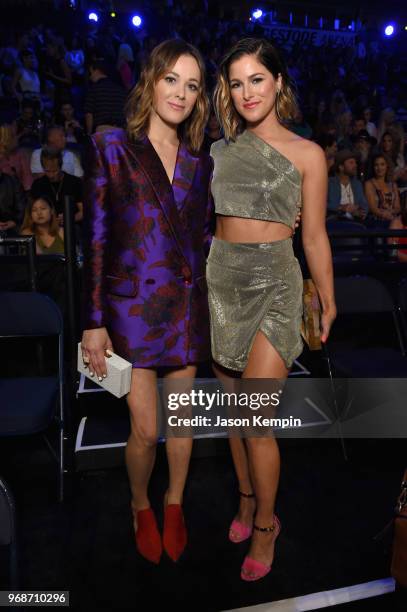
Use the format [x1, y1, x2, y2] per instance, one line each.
[0, 8, 406, 269]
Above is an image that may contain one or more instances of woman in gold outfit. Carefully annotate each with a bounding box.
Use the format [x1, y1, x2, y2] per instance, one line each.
[207, 38, 336, 581]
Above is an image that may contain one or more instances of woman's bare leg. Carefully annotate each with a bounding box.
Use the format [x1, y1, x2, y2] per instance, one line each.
[243, 331, 288, 567]
[125, 367, 158, 521]
[212, 363, 256, 535]
[163, 364, 197, 505]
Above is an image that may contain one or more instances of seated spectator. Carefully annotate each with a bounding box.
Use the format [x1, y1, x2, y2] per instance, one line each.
[30, 125, 83, 178]
[316, 133, 337, 176]
[117, 42, 135, 91]
[389, 196, 407, 262]
[290, 108, 313, 139]
[362, 106, 378, 139]
[58, 102, 85, 145]
[336, 109, 353, 150]
[30, 147, 83, 225]
[0, 120, 33, 191]
[44, 40, 72, 111]
[378, 132, 407, 183]
[10, 49, 41, 108]
[365, 154, 400, 225]
[0, 170, 26, 236]
[84, 58, 127, 134]
[353, 129, 375, 182]
[65, 35, 85, 80]
[20, 195, 64, 254]
[16, 99, 41, 148]
[327, 150, 368, 220]
[203, 107, 221, 151]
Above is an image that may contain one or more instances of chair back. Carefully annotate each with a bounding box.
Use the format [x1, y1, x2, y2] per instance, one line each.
[334, 276, 394, 314]
[0, 292, 63, 337]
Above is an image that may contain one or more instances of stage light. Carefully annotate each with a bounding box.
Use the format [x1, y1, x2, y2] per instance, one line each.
[131, 14, 142, 27]
[110, 11, 116, 18]
[88, 12, 98, 22]
[252, 9, 263, 20]
[384, 24, 395, 36]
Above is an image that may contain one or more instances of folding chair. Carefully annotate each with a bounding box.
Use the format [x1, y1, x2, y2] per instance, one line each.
[328, 276, 407, 377]
[0, 477, 18, 588]
[0, 292, 65, 501]
[398, 278, 407, 355]
[326, 219, 372, 262]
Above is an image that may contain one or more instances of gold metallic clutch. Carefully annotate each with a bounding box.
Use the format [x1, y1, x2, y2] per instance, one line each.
[301, 279, 322, 351]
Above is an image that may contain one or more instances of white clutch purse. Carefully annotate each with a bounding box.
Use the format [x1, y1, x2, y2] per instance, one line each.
[77, 343, 132, 398]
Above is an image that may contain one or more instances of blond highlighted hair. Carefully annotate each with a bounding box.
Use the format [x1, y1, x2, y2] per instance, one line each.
[213, 38, 298, 141]
[126, 39, 209, 153]
[0, 123, 18, 156]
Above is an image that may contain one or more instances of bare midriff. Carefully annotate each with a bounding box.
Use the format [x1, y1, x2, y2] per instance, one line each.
[215, 215, 293, 243]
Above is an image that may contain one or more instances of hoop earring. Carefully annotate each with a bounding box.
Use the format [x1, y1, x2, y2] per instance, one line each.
[275, 89, 282, 122]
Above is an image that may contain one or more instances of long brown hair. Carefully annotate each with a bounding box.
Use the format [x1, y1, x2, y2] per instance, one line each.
[213, 37, 298, 141]
[126, 39, 209, 153]
[21, 196, 60, 237]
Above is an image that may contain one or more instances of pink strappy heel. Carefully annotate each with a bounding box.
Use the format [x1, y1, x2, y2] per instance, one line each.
[241, 515, 281, 581]
[229, 491, 255, 543]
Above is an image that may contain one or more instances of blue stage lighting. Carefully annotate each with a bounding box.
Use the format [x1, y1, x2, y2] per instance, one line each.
[131, 14, 142, 27]
[252, 9, 263, 20]
[384, 24, 395, 36]
[88, 12, 98, 22]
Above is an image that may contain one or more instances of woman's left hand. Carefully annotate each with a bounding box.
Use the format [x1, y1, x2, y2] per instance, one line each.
[320, 304, 337, 344]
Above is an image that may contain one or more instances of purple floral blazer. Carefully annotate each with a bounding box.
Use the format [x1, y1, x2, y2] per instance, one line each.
[82, 129, 214, 367]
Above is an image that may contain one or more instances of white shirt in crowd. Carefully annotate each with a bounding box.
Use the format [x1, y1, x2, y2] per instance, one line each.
[30, 148, 84, 177]
[340, 182, 355, 205]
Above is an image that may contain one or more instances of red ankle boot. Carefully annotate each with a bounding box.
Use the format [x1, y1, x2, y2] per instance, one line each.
[163, 504, 187, 562]
[135, 507, 162, 564]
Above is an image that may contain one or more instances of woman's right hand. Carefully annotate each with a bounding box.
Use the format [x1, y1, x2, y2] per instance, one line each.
[81, 327, 113, 381]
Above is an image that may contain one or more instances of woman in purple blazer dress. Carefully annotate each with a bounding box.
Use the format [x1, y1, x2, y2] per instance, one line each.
[81, 40, 213, 564]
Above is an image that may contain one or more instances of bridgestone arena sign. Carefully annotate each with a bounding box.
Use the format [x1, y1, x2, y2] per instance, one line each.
[263, 25, 356, 47]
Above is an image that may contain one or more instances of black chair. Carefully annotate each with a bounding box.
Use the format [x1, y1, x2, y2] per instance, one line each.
[326, 219, 372, 262]
[0, 477, 18, 588]
[0, 292, 66, 501]
[398, 278, 407, 354]
[328, 276, 407, 377]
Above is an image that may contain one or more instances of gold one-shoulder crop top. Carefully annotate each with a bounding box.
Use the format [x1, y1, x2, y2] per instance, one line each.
[210, 130, 302, 230]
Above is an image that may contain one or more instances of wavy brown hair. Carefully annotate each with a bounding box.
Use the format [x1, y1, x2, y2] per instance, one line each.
[213, 38, 298, 141]
[126, 39, 209, 153]
[21, 196, 60, 237]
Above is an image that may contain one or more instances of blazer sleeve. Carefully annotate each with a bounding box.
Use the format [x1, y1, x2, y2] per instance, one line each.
[82, 136, 111, 329]
[204, 157, 215, 257]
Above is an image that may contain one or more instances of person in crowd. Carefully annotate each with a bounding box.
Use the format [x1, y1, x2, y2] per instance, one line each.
[84, 58, 127, 134]
[43, 39, 72, 110]
[209, 38, 335, 581]
[64, 35, 85, 80]
[377, 108, 405, 157]
[365, 153, 400, 225]
[31, 146, 83, 225]
[117, 40, 135, 91]
[15, 99, 41, 148]
[350, 116, 367, 140]
[290, 107, 313, 139]
[0, 120, 33, 191]
[327, 150, 368, 220]
[30, 125, 83, 178]
[202, 105, 221, 151]
[20, 195, 64, 254]
[353, 129, 375, 182]
[58, 102, 85, 145]
[362, 106, 378, 139]
[336, 109, 353, 150]
[389, 195, 407, 263]
[0, 169, 26, 236]
[80, 39, 213, 566]
[317, 133, 338, 176]
[10, 49, 41, 107]
[378, 132, 407, 183]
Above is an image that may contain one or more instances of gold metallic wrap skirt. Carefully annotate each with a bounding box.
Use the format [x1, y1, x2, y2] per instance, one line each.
[206, 237, 304, 371]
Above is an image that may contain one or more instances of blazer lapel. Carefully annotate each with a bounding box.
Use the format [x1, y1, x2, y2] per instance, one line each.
[172, 142, 199, 211]
[123, 136, 192, 274]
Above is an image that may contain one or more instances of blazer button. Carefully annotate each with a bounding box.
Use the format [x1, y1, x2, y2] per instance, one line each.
[145, 278, 155, 285]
